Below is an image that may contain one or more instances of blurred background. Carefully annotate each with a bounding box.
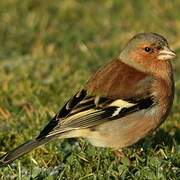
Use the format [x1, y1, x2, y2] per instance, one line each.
[0, 0, 179, 179]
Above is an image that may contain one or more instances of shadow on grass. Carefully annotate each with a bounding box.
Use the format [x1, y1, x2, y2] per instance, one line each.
[153, 128, 180, 146]
[133, 127, 180, 152]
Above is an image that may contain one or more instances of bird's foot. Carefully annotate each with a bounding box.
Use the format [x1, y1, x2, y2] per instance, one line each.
[113, 149, 126, 159]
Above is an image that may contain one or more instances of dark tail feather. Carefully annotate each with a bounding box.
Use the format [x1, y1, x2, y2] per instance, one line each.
[0, 136, 54, 167]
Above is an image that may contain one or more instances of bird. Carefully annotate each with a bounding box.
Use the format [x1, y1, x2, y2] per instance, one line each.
[0, 32, 176, 167]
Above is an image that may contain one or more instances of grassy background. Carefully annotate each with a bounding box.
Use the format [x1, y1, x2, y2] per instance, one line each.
[0, 0, 179, 179]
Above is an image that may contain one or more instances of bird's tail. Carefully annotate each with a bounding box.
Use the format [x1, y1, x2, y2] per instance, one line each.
[0, 136, 54, 167]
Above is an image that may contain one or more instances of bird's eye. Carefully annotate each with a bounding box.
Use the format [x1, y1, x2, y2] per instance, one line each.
[144, 47, 152, 52]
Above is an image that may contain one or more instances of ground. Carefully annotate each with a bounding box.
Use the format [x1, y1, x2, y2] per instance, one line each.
[0, 0, 179, 179]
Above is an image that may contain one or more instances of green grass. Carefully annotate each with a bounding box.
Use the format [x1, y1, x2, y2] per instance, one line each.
[0, 0, 179, 179]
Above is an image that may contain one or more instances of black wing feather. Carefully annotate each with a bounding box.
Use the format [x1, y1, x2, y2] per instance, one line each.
[37, 88, 154, 140]
[37, 89, 87, 139]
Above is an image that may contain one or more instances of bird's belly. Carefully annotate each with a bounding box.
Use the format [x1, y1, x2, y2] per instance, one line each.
[87, 107, 161, 148]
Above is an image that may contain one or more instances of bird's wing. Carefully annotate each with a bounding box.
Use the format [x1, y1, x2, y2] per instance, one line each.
[37, 59, 155, 140]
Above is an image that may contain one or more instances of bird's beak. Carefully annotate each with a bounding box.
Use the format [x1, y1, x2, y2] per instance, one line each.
[158, 46, 176, 60]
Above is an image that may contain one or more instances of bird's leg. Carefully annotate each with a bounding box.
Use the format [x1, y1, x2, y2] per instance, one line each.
[112, 149, 132, 165]
[112, 149, 126, 159]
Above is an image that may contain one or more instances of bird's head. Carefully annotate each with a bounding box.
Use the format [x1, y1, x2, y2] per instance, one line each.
[119, 33, 176, 73]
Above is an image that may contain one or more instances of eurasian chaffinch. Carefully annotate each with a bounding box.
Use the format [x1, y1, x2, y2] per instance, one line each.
[0, 32, 176, 167]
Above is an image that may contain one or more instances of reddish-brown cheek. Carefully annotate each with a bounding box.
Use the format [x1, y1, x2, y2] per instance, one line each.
[129, 50, 158, 69]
